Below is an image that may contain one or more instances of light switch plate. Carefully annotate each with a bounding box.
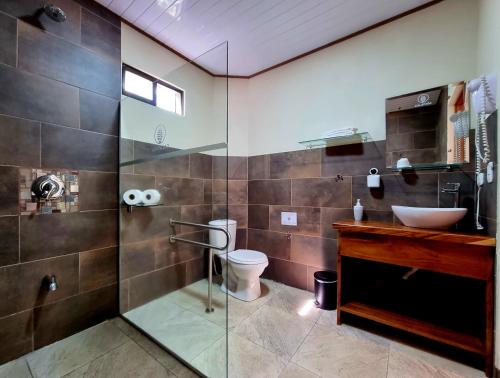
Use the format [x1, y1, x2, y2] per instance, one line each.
[281, 212, 297, 226]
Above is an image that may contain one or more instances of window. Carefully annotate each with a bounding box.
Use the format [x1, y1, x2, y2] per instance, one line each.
[122, 64, 184, 116]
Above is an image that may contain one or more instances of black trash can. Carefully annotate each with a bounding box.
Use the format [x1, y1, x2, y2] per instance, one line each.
[314, 270, 337, 310]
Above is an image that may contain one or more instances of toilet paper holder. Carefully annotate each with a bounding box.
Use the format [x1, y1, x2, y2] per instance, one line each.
[122, 188, 163, 213]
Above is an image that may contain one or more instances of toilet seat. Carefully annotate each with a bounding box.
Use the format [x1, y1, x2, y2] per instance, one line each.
[228, 249, 267, 265]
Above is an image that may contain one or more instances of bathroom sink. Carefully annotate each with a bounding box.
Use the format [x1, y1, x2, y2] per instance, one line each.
[392, 206, 467, 229]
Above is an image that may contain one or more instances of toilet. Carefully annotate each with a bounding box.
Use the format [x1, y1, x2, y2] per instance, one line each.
[209, 219, 268, 301]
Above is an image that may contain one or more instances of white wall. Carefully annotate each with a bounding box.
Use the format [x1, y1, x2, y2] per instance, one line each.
[121, 24, 228, 155]
[476, 0, 500, 368]
[122, 0, 479, 157]
[244, 0, 479, 156]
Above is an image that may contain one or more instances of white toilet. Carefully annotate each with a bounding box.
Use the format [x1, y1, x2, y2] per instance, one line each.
[209, 219, 268, 301]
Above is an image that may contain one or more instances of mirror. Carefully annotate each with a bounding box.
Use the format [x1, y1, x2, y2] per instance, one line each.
[385, 81, 470, 168]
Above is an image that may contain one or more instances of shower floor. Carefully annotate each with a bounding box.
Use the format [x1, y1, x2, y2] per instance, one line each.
[0, 317, 195, 378]
[123, 279, 483, 378]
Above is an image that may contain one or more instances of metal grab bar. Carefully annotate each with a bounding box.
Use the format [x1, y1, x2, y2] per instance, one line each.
[169, 219, 230, 251]
[169, 219, 230, 313]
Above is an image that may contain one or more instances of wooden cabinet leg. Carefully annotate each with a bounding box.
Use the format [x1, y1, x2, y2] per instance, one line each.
[485, 276, 494, 377]
[337, 253, 342, 325]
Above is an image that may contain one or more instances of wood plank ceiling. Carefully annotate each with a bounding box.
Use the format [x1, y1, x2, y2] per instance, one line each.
[96, 0, 436, 77]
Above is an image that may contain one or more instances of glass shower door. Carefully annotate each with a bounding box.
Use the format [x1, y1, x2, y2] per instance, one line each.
[119, 42, 228, 377]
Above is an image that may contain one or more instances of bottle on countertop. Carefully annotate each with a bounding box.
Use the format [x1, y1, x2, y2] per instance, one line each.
[353, 199, 363, 221]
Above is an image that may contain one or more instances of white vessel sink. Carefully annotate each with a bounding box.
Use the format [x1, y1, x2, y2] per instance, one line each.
[392, 206, 467, 229]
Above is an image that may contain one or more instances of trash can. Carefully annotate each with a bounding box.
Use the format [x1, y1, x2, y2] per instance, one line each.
[314, 270, 337, 310]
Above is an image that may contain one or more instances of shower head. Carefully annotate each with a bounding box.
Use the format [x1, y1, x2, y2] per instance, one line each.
[43, 4, 66, 22]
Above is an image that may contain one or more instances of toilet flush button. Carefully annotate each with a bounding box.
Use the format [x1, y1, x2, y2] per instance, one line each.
[281, 212, 297, 226]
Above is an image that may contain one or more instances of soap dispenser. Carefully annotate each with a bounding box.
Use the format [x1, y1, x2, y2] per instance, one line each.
[354, 199, 363, 221]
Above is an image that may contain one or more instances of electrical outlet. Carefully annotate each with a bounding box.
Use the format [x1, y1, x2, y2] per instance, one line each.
[281, 212, 297, 226]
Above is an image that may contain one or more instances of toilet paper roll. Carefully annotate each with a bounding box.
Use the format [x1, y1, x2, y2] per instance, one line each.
[142, 189, 161, 205]
[123, 189, 143, 206]
[367, 174, 380, 188]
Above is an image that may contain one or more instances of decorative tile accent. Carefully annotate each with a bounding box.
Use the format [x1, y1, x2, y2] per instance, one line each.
[19, 168, 79, 215]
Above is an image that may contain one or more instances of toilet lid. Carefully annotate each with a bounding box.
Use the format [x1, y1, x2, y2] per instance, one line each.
[228, 249, 268, 265]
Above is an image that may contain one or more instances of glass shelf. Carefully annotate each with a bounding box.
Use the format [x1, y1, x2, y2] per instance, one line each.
[299, 132, 372, 149]
[120, 142, 227, 167]
[390, 162, 464, 172]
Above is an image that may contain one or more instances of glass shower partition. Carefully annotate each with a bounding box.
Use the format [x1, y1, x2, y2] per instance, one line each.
[119, 42, 229, 377]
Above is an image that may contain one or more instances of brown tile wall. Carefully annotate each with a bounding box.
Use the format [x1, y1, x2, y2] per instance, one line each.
[121, 137, 496, 301]
[119, 144, 246, 312]
[248, 138, 496, 292]
[0, 1, 120, 364]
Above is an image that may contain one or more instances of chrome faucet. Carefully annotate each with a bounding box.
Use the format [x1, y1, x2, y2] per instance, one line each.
[45, 275, 59, 292]
[441, 182, 461, 208]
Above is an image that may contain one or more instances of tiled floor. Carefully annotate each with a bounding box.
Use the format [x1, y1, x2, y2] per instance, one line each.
[0, 279, 485, 378]
[0, 319, 197, 378]
[124, 279, 485, 378]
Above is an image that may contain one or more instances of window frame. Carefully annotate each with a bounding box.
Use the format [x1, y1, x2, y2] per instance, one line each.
[122, 63, 185, 116]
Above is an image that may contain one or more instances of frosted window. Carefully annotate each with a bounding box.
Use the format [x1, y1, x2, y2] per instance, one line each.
[123, 70, 153, 101]
[122, 65, 184, 116]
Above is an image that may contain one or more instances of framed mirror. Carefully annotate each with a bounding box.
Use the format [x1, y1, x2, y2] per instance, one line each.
[385, 81, 470, 168]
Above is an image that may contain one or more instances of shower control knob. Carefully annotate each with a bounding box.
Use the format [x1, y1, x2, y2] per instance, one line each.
[31, 175, 65, 200]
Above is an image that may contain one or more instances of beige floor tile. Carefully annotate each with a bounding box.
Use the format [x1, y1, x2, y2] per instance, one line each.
[166, 280, 227, 311]
[170, 363, 202, 378]
[124, 296, 185, 327]
[62, 341, 174, 378]
[317, 310, 390, 347]
[110, 317, 192, 374]
[132, 305, 225, 362]
[125, 296, 225, 362]
[264, 285, 321, 323]
[165, 279, 277, 330]
[387, 348, 470, 378]
[388, 342, 484, 378]
[292, 324, 389, 378]
[260, 279, 287, 294]
[279, 363, 320, 378]
[191, 332, 287, 378]
[26, 321, 129, 378]
[234, 304, 315, 359]
[0, 358, 32, 378]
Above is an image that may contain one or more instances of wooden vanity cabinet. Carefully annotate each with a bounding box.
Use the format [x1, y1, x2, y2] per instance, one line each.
[333, 220, 496, 377]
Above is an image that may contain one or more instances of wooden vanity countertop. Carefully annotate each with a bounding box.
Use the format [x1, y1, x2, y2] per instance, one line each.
[332, 220, 496, 247]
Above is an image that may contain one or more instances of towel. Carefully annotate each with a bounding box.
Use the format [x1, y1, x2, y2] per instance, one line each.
[321, 128, 357, 138]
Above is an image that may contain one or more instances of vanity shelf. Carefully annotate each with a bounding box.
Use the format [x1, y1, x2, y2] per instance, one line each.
[333, 220, 496, 377]
[339, 301, 484, 355]
[299, 132, 372, 149]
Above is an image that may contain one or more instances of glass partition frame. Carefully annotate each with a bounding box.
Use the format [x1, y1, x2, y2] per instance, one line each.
[118, 41, 229, 377]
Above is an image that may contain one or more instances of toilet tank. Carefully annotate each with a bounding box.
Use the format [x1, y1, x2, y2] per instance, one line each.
[209, 219, 237, 254]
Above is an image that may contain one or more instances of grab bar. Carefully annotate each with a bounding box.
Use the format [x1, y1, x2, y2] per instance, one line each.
[169, 219, 230, 251]
[169, 219, 230, 313]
